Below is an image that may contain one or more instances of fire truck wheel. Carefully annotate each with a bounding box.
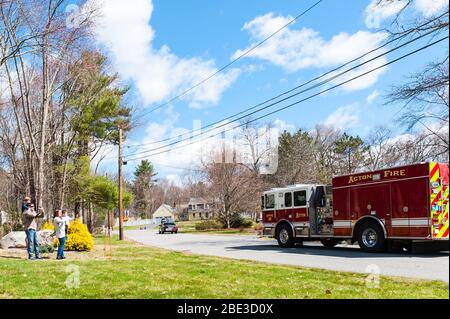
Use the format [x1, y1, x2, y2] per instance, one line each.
[276, 224, 295, 248]
[320, 238, 340, 248]
[357, 221, 386, 253]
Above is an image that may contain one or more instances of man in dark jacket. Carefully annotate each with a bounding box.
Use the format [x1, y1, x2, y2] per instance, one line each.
[22, 203, 45, 260]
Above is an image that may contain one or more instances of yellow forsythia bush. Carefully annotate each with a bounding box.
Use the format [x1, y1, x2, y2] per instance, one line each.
[66, 219, 94, 251]
[53, 219, 94, 251]
[41, 221, 54, 231]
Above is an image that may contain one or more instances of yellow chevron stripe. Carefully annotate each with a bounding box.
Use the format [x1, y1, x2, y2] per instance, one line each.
[436, 221, 448, 238]
[436, 185, 449, 238]
[430, 162, 439, 181]
[431, 170, 440, 183]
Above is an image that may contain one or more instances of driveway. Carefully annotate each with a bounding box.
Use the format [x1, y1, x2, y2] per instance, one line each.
[125, 230, 449, 282]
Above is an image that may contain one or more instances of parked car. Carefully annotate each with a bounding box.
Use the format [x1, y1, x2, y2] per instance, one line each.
[159, 222, 178, 234]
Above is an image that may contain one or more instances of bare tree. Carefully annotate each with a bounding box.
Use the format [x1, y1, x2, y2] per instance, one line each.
[377, 0, 449, 158]
[0, 0, 98, 216]
[310, 125, 342, 184]
[204, 148, 260, 228]
[394, 131, 448, 164]
[239, 119, 275, 175]
[364, 126, 402, 170]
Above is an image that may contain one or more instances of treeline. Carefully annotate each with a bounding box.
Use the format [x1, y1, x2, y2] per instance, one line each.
[0, 0, 132, 232]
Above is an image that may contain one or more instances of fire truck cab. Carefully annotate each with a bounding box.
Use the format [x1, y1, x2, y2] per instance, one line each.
[262, 184, 336, 248]
[262, 162, 449, 252]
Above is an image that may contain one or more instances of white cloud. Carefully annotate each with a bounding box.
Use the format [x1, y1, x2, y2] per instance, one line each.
[272, 119, 295, 132]
[365, 0, 448, 27]
[364, 0, 408, 29]
[164, 175, 186, 187]
[90, 0, 240, 109]
[367, 90, 380, 104]
[324, 103, 361, 129]
[233, 13, 388, 91]
[415, 0, 448, 17]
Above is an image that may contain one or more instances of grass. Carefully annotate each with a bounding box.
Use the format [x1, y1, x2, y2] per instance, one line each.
[0, 236, 448, 299]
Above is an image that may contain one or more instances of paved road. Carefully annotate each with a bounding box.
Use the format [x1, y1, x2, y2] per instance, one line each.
[125, 230, 449, 282]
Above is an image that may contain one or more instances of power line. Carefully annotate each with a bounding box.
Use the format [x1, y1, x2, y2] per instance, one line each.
[124, 36, 448, 162]
[133, 0, 324, 118]
[125, 12, 448, 152]
[123, 28, 441, 159]
[152, 162, 204, 172]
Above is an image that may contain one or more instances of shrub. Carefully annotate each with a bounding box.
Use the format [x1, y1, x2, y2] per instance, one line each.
[54, 219, 94, 251]
[195, 220, 223, 231]
[230, 217, 254, 228]
[39, 244, 55, 254]
[41, 221, 54, 231]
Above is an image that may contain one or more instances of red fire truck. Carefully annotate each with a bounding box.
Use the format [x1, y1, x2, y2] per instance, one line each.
[262, 162, 449, 252]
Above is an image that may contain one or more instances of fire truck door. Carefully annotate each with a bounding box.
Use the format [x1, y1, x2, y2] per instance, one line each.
[390, 181, 410, 237]
[350, 184, 391, 230]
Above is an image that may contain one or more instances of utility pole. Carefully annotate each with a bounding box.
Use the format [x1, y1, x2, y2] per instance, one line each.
[118, 127, 124, 240]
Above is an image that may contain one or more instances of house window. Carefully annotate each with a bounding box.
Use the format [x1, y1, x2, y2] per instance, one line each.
[284, 192, 292, 208]
[294, 190, 307, 207]
[206, 212, 209, 218]
[188, 205, 193, 210]
[193, 213, 196, 218]
[198, 204, 204, 209]
[199, 212, 202, 218]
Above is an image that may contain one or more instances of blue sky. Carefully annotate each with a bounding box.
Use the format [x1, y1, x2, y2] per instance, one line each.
[89, 0, 449, 182]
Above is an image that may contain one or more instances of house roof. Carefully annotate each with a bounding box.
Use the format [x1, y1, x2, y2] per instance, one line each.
[153, 204, 175, 217]
[188, 198, 209, 205]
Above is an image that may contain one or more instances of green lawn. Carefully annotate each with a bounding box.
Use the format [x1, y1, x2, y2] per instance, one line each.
[0, 236, 448, 299]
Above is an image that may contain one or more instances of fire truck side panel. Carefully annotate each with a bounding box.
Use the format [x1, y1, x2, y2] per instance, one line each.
[350, 183, 391, 227]
[332, 187, 351, 237]
[332, 163, 433, 240]
[407, 177, 430, 238]
[275, 208, 309, 223]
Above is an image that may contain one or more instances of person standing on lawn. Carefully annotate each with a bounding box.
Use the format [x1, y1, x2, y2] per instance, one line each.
[22, 203, 45, 260]
[62, 210, 72, 240]
[53, 210, 66, 260]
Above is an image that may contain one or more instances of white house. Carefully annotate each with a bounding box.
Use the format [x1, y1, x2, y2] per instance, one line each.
[152, 204, 175, 225]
